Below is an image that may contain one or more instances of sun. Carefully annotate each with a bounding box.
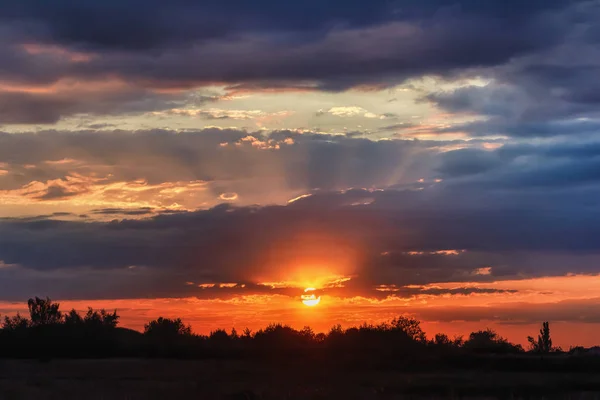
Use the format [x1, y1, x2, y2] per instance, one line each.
[301, 287, 321, 307]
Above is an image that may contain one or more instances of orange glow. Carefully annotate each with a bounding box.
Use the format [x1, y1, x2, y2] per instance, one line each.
[2, 273, 600, 348]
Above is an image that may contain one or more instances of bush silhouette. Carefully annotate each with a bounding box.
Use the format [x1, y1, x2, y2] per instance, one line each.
[2, 313, 30, 332]
[464, 329, 523, 354]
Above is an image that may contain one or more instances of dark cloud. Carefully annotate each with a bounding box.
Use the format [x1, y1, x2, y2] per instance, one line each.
[426, 82, 600, 138]
[71, 11, 565, 92]
[83, 123, 117, 129]
[35, 184, 82, 200]
[0, 0, 591, 125]
[423, 2, 600, 138]
[436, 143, 600, 189]
[0, 0, 587, 124]
[379, 122, 418, 132]
[436, 148, 502, 177]
[0, 87, 212, 124]
[0, 0, 573, 50]
[443, 119, 600, 138]
[91, 208, 155, 216]
[1, 179, 600, 300]
[0, 0, 396, 51]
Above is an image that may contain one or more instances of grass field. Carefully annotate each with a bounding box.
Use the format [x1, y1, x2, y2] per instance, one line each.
[2, 359, 600, 399]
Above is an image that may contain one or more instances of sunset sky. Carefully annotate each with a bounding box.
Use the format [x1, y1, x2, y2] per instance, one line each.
[1, 0, 600, 348]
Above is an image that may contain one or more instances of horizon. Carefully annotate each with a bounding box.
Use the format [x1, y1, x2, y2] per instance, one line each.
[2, 292, 600, 349]
[2, 0, 600, 352]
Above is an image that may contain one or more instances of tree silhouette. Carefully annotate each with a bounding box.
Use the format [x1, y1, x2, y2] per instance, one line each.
[2, 297, 576, 361]
[209, 328, 230, 342]
[84, 308, 120, 328]
[242, 328, 253, 339]
[434, 333, 452, 346]
[144, 317, 191, 338]
[2, 313, 30, 331]
[64, 309, 84, 326]
[230, 328, 239, 340]
[390, 316, 427, 342]
[64, 308, 119, 329]
[328, 324, 344, 338]
[464, 329, 523, 353]
[528, 321, 553, 353]
[299, 326, 315, 340]
[253, 323, 316, 351]
[27, 297, 62, 326]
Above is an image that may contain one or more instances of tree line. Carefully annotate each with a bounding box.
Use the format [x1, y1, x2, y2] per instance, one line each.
[0, 297, 573, 364]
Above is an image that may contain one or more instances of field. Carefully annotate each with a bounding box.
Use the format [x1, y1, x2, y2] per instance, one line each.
[2, 359, 600, 399]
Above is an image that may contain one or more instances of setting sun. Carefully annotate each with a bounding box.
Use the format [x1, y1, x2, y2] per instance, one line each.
[301, 288, 321, 307]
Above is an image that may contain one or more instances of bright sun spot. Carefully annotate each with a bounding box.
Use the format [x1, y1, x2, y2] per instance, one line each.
[301, 287, 321, 307]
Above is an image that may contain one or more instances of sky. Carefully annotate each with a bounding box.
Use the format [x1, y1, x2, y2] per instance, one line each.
[1, 0, 600, 348]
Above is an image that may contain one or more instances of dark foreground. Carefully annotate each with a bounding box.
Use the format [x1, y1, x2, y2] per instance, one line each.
[2, 359, 600, 400]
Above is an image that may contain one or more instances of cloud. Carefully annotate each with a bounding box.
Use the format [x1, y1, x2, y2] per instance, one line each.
[1, 179, 600, 300]
[0, 129, 439, 211]
[0, 173, 209, 211]
[420, 2, 600, 139]
[91, 207, 155, 216]
[474, 267, 492, 276]
[155, 108, 293, 121]
[0, 0, 572, 51]
[435, 142, 600, 189]
[328, 107, 368, 117]
[0, 1, 586, 123]
[324, 106, 389, 119]
[3, 127, 600, 217]
[0, 80, 202, 124]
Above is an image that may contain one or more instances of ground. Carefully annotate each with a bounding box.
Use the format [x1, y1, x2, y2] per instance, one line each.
[2, 359, 600, 399]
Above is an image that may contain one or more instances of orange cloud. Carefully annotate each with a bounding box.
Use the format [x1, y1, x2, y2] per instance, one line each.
[406, 249, 466, 256]
[0, 174, 209, 212]
[22, 43, 96, 63]
[474, 266, 492, 275]
[231, 135, 295, 150]
[0, 77, 131, 95]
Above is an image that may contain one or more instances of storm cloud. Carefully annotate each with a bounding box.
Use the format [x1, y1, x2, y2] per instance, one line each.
[0, 0, 593, 123]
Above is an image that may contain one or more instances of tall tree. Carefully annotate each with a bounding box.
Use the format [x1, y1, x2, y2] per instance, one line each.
[528, 321, 553, 353]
